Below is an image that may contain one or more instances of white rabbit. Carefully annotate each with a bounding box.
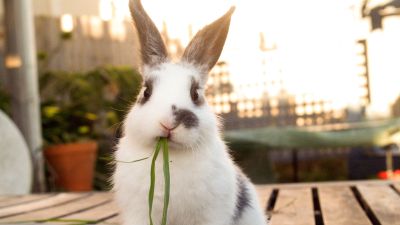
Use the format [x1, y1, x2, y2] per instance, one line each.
[113, 0, 268, 225]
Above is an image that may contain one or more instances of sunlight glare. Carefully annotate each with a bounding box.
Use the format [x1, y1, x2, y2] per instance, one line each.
[110, 0, 399, 118]
[60, 14, 74, 33]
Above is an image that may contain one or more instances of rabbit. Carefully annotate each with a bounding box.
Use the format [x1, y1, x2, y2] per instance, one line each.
[112, 0, 268, 225]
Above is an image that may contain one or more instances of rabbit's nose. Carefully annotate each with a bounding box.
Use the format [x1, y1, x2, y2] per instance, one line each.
[160, 122, 177, 138]
[160, 122, 177, 131]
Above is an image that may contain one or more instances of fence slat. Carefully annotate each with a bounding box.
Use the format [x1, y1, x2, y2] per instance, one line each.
[31, 16, 139, 72]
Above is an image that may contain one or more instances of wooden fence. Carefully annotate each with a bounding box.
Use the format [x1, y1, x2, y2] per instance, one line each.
[34, 16, 140, 72]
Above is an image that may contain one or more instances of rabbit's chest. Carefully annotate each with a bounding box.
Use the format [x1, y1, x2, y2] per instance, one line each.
[124, 157, 227, 199]
[119, 155, 235, 210]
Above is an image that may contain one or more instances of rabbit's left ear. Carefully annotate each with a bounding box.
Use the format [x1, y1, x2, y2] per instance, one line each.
[182, 7, 235, 72]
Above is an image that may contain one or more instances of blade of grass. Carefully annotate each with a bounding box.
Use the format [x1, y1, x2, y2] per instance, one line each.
[161, 138, 170, 225]
[99, 156, 150, 163]
[149, 138, 162, 225]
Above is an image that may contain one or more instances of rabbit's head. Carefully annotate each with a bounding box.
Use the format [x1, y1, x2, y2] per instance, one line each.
[124, 0, 234, 149]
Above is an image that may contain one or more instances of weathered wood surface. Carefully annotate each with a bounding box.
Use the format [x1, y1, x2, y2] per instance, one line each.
[269, 188, 314, 225]
[318, 186, 371, 225]
[0, 180, 399, 224]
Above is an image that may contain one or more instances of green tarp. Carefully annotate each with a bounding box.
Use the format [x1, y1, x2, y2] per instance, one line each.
[225, 117, 400, 149]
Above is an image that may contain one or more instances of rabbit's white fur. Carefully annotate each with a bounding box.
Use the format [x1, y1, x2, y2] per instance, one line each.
[114, 64, 267, 225]
[113, 1, 268, 225]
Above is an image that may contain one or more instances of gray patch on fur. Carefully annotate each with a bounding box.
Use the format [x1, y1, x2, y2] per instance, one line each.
[233, 173, 251, 222]
[173, 108, 199, 129]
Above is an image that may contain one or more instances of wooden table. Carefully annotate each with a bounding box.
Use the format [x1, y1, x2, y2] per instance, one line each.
[0, 180, 399, 225]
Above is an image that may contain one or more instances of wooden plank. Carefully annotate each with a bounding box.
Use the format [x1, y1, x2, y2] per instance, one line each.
[0, 194, 53, 209]
[99, 214, 121, 225]
[269, 188, 314, 225]
[255, 185, 272, 210]
[318, 186, 371, 225]
[357, 184, 400, 225]
[0, 193, 87, 219]
[59, 199, 118, 222]
[0, 196, 17, 203]
[0, 193, 112, 223]
[393, 184, 400, 193]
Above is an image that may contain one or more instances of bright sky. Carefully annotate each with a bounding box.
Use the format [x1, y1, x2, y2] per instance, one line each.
[128, 0, 361, 105]
[106, 0, 400, 115]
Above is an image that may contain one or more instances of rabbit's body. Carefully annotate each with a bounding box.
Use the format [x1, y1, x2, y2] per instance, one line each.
[113, 1, 268, 225]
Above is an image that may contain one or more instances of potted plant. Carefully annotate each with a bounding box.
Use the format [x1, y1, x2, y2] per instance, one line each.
[40, 70, 100, 192]
[39, 67, 143, 191]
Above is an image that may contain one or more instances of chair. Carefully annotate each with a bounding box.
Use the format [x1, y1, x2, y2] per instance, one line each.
[0, 110, 33, 194]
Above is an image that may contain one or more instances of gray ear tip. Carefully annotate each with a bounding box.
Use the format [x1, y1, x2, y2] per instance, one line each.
[225, 6, 236, 18]
[130, 0, 141, 5]
[129, 0, 142, 11]
[228, 6, 236, 15]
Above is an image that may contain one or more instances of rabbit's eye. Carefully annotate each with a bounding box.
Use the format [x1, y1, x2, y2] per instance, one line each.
[190, 79, 203, 106]
[191, 88, 199, 102]
[140, 80, 153, 104]
[144, 87, 151, 99]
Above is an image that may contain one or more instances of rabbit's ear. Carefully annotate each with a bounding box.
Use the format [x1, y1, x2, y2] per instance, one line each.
[130, 0, 168, 66]
[182, 6, 235, 72]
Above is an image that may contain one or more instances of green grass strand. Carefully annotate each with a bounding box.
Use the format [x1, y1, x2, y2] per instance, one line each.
[161, 139, 170, 225]
[99, 156, 150, 163]
[149, 139, 162, 225]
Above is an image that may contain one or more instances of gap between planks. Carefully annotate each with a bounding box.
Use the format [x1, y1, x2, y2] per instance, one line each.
[357, 184, 400, 225]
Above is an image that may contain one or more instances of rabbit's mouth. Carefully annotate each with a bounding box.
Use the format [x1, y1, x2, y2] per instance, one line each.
[159, 122, 178, 139]
[155, 135, 182, 149]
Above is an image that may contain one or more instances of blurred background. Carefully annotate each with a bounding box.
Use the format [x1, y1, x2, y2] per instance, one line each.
[0, 0, 399, 192]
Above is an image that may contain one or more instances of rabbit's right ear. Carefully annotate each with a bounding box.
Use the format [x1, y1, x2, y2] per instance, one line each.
[130, 0, 168, 66]
[182, 7, 235, 73]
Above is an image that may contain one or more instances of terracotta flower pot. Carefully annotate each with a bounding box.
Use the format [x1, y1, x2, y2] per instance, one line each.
[44, 141, 98, 191]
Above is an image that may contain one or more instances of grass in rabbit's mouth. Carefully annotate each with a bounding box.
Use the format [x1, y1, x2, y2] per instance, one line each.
[109, 137, 170, 225]
[149, 137, 170, 225]
[110, 137, 170, 225]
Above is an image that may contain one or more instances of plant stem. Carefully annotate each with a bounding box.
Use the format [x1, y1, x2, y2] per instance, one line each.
[149, 139, 162, 225]
[161, 138, 170, 225]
